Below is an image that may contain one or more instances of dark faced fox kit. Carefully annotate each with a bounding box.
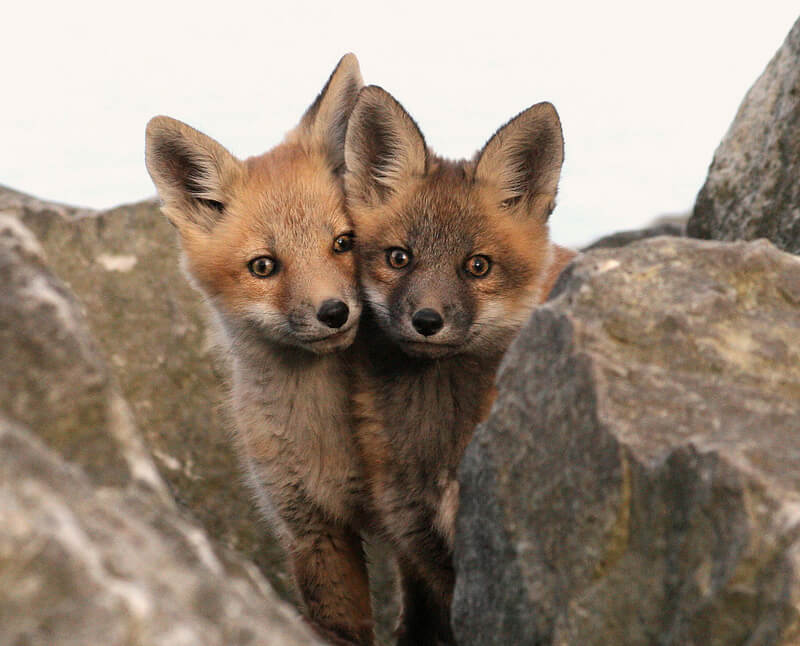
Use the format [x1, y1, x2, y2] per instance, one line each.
[146, 53, 575, 645]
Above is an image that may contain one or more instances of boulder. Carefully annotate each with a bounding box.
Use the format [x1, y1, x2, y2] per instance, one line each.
[687, 17, 800, 254]
[0, 186, 397, 643]
[0, 210, 164, 495]
[0, 215, 320, 645]
[0, 418, 320, 646]
[0, 185, 287, 591]
[454, 236, 800, 645]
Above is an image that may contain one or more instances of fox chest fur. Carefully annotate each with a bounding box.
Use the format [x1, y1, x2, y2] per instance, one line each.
[230, 342, 367, 535]
[352, 313, 503, 548]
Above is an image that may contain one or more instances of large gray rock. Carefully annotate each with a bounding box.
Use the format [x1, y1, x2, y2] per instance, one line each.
[0, 186, 397, 643]
[0, 418, 321, 646]
[0, 216, 320, 645]
[0, 185, 286, 591]
[454, 236, 800, 645]
[687, 17, 800, 254]
[0, 211, 164, 495]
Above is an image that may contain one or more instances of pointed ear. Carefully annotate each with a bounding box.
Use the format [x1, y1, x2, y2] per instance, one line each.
[145, 116, 242, 231]
[344, 85, 427, 205]
[296, 53, 364, 173]
[474, 102, 564, 219]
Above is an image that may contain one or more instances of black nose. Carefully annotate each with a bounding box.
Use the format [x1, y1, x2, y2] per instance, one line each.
[412, 308, 444, 337]
[316, 299, 349, 329]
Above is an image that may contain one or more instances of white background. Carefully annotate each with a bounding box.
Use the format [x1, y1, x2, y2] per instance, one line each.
[2, 1, 797, 246]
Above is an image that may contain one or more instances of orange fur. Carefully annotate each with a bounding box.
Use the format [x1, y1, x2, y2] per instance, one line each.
[146, 55, 376, 646]
[344, 86, 575, 644]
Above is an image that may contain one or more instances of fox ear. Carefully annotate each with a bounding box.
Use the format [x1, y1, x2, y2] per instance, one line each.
[344, 85, 427, 205]
[145, 116, 242, 231]
[296, 53, 364, 173]
[474, 102, 564, 220]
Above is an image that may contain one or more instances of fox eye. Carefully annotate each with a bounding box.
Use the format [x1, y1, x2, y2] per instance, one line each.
[333, 233, 354, 253]
[386, 248, 412, 269]
[248, 256, 277, 278]
[465, 254, 491, 277]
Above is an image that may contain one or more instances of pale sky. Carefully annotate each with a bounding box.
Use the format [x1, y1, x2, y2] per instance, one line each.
[3, 1, 798, 246]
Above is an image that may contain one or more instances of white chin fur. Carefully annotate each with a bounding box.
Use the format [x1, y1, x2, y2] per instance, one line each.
[240, 305, 291, 335]
[240, 302, 360, 353]
[299, 324, 358, 354]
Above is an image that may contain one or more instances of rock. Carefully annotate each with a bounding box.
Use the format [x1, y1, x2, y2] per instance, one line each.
[0, 417, 321, 646]
[0, 185, 397, 642]
[0, 185, 287, 591]
[454, 236, 800, 645]
[0, 212, 164, 495]
[0, 215, 320, 645]
[582, 215, 685, 251]
[687, 17, 800, 254]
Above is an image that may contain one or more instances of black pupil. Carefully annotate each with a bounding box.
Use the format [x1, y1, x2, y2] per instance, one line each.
[473, 259, 484, 271]
[394, 251, 406, 265]
[255, 259, 270, 274]
[337, 236, 350, 250]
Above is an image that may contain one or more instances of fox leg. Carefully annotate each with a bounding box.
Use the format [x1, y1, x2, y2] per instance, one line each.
[376, 489, 456, 644]
[395, 556, 456, 646]
[289, 518, 374, 646]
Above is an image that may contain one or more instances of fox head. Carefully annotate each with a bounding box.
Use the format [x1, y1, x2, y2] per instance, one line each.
[146, 54, 363, 354]
[344, 86, 564, 359]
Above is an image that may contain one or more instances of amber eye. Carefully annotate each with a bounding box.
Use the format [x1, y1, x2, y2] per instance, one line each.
[465, 255, 491, 277]
[386, 248, 412, 269]
[248, 256, 277, 278]
[333, 233, 354, 253]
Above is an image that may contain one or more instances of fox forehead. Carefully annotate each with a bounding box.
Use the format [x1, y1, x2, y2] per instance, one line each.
[222, 144, 351, 252]
[356, 162, 546, 263]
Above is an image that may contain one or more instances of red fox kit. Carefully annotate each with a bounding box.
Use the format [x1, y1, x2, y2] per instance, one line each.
[344, 86, 575, 644]
[145, 55, 375, 645]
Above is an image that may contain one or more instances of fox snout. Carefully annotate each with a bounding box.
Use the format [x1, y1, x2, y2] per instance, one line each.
[411, 308, 444, 337]
[289, 295, 358, 334]
[379, 287, 473, 358]
[317, 299, 350, 329]
[282, 290, 361, 354]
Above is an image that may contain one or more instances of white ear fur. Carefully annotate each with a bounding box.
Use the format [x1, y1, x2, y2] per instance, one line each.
[145, 115, 241, 230]
[475, 102, 564, 218]
[344, 85, 427, 204]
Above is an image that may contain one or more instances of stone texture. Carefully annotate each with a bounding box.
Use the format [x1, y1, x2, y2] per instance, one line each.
[0, 185, 397, 643]
[0, 215, 320, 645]
[687, 17, 800, 254]
[0, 184, 287, 592]
[0, 211, 164, 495]
[0, 418, 321, 646]
[454, 236, 800, 646]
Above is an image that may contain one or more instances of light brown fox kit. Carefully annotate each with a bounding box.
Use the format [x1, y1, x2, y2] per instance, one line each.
[145, 55, 375, 646]
[344, 86, 575, 644]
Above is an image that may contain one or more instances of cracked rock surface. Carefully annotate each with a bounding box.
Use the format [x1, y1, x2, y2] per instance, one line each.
[454, 237, 800, 646]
